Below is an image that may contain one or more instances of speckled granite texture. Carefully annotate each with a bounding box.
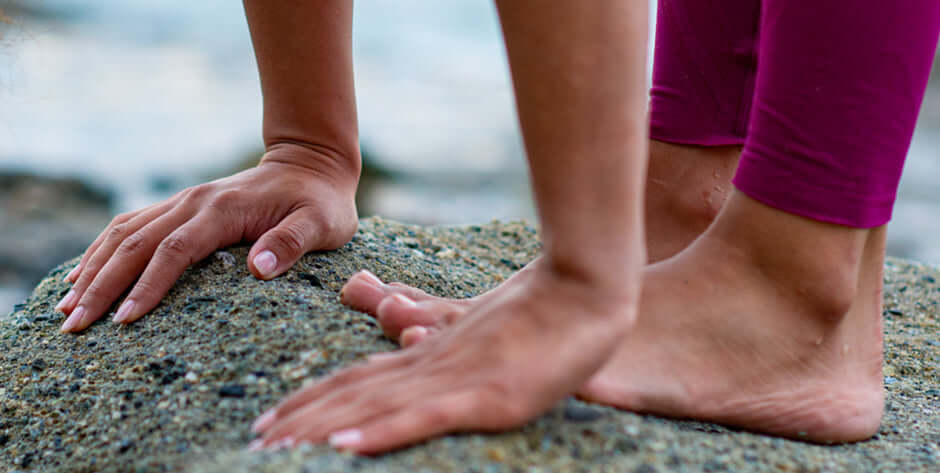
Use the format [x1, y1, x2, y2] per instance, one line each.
[1, 218, 937, 472]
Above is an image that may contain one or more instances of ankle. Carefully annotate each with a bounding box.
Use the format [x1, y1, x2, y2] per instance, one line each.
[706, 191, 871, 322]
[644, 141, 742, 261]
[646, 140, 741, 222]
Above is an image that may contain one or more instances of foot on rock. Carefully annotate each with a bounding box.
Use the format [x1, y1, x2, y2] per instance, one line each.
[349, 192, 886, 443]
[577, 192, 886, 443]
[341, 140, 741, 343]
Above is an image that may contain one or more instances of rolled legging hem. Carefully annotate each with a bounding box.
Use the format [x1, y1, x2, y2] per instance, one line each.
[732, 163, 894, 229]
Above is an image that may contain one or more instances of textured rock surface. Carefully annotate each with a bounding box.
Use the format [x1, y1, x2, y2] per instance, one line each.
[1, 218, 937, 473]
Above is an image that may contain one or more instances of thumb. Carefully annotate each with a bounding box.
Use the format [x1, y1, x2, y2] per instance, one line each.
[248, 209, 320, 280]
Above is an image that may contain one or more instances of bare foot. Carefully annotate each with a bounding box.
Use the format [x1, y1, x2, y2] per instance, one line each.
[340, 140, 741, 340]
[354, 192, 885, 443]
[577, 193, 885, 443]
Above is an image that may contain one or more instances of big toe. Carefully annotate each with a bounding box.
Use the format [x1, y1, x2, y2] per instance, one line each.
[376, 294, 462, 340]
[340, 271, 450, 316]
[340, 272, 389, 315]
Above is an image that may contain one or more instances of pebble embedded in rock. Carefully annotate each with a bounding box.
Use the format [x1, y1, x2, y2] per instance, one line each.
[117, 438, 135, 454]
[215, 251, 237, 267]
[562, 403, 605, 423]
[219, 385, 246, 398]
[298, 273, 322, 288]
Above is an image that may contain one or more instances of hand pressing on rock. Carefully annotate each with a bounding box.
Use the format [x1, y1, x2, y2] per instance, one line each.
[58, 0, 362, 333]
[57, 145, 359, 332]
[249, 267, 637, 454]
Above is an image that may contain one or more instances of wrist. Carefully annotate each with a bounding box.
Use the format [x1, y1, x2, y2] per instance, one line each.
[260, 141, 361, 190]
[528, 253, 641, 333]
[542, 243, 643, 298]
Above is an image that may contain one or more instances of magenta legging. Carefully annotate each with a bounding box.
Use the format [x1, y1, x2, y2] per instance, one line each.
[650, 0, 940, 228]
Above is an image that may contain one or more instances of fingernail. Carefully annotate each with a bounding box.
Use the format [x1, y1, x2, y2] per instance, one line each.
[252, 410, 276, 433]
[358, 270, 383, 286]
[329, 429, 362, 449]
[391, 294, 417, 307]
[247, 439, 264, 452]
[61, 306, 86, 332]
[112, 299, 136, 323]
[55, 290, 76, 312]
[64, 266, 79, 282]
[254, 250, 277, 278]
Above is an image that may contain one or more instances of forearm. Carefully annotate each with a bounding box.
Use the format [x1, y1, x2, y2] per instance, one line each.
[495, 1, 650, 283]
[243, 0, 360, 179]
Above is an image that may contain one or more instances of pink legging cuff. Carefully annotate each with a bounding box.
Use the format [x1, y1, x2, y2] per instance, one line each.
[649, 0, 940, 228]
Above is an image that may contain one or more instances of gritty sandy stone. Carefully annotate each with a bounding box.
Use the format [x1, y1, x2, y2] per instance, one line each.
[0, 217, 937, 473]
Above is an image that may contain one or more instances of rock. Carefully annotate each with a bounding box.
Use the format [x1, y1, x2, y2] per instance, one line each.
[219, 385, 247, 398]
[0, 171, 114, 313]
[563, 404, 606, 423]
[0, 218, 938, 473]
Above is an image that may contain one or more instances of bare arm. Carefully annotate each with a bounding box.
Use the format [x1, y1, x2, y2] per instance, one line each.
[244, 0, 361, 178]
[497, 0, 649, 289]
[60, 2, 361, 332]
[251, 0, 650, 454]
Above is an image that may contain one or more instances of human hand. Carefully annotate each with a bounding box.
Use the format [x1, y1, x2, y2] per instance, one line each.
[57, 145, 359, 332]
[249, 269, 635, 454]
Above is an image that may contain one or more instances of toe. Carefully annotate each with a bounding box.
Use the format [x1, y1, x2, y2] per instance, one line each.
[400, 325, 436, 347]
[341, 271, 458, 316]
[376, 294, 461, 340]
[340, 271, 392, 315]
[385, 282, 456, 303]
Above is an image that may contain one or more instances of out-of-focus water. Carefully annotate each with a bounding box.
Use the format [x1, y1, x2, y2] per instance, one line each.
[0, 0, 939, 315]
[0, 0, 533, 221]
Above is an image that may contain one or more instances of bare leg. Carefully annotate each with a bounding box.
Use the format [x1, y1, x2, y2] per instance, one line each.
[578, 192, 885, 443]
[345, 190, 885, 443]
[340, 140, 740, 341]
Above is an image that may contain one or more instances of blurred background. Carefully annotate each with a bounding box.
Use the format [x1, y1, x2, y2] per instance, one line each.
[1, 0, 938, 315]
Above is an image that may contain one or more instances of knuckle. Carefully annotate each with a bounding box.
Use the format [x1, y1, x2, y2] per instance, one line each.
[82, 281, 107, 304]
[117, 231, 149, 256]
[158, 234, 191, 259]
[208, 189, 243, 210]
[74, 263, 101, 287]
[269, 225, 306, 254]
[107, 223, 131, 241]
[180, 183, 214, 204]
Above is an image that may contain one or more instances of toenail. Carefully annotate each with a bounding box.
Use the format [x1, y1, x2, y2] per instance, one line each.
[358, 270, 383, 286]
[391, 294, 417, 307]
